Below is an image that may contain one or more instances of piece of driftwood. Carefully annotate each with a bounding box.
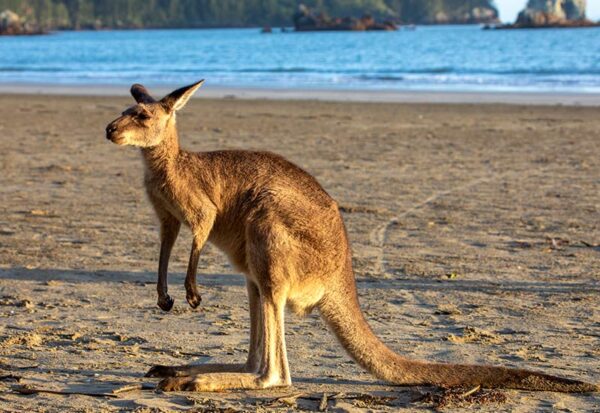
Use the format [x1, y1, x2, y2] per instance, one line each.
[112, 383, 156, 394]
[461, 385, 481, 398]
[318, 393, 328, 411]
[0, 374, 21, 382]
[12, 384, 118, 398]
[0, 362, 39, 370]
[272, 392, 306, 406]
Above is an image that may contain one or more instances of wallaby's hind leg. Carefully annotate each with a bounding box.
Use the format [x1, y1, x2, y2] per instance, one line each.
[146, 363, 247, 378]
[146, 280, 264, 378]
[245, 280, 263, 373]
[157, 287, 291, 391]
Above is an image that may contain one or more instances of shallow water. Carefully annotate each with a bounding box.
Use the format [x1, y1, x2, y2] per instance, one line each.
[1, 25, 599, 92]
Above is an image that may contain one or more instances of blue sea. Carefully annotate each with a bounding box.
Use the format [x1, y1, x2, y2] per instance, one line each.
[1, 25, 600, 93]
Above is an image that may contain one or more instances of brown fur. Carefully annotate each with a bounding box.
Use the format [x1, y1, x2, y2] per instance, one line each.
[105, 82, 599, 393]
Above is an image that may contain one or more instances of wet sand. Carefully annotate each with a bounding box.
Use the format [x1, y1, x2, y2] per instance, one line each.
[0, 94, 598, 411]
[2, 83, 600, 106]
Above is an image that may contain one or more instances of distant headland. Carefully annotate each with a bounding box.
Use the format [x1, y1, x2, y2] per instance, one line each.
[2, 0, 599, 35]
[0, 0, 500, 34]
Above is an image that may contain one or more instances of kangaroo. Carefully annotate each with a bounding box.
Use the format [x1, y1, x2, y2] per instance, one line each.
[105, 81, 598, 393]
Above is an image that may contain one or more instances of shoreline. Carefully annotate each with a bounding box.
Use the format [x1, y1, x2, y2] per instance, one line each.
[2, 83, 600, 106]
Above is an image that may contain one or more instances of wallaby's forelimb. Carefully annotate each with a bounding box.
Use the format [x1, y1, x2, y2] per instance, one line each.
[183, 212, 214, 308]
[184, 239, 202, 309]
[156, 212, 180, 312]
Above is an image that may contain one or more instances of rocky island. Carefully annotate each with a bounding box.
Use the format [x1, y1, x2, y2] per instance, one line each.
[293, 5, 397, 32]
[498, 0, 599, 29]
[0, 9, 46, 35]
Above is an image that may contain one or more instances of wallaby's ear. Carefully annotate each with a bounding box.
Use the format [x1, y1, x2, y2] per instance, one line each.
[131, 84, 156, 104]
[161, 80, 205, 113]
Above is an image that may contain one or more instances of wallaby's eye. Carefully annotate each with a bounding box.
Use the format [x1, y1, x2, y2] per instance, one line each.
[137, 112, 150, 120]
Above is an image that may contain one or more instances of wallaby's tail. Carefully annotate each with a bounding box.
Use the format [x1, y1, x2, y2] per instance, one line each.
[318, 275, 598, 393]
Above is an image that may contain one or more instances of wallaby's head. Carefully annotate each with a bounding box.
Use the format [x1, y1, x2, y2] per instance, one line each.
[106, 80, 204, 147]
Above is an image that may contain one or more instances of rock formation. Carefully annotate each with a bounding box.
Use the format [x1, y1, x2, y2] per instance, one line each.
[431, 6, 498, 24]
[0, 9, 45, 35]
[0, 9, 21, 34]
[293, 4, 397, 32]
[502, 0, 597, 28]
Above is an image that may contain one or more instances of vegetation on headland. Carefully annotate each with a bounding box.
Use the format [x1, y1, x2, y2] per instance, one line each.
[0, 0, 499, 31]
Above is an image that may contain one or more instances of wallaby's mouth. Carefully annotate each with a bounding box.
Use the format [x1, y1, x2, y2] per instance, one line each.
[106, 132, 125, 145]
[107, 134, 126, 145]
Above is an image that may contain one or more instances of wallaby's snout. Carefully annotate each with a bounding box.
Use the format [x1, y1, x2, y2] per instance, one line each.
[105, 123, 117, 137]
[105, 120, 120, 143]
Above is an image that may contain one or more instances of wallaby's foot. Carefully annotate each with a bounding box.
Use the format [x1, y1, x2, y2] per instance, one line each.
[185, 290, 201, 309]
[146, 365, 178, 378]
[146, 363, 247, 378]
[157, 294, 174, 311]
[157, 373, 289, 392]
[157, 375, 197, 391]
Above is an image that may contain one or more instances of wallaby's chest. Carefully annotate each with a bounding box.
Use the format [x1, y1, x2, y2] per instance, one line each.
[147, 185, 182, 220]
[145, 174, 194, 225]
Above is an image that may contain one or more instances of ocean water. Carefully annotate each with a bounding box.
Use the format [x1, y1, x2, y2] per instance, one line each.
[1, 25, 599, 93]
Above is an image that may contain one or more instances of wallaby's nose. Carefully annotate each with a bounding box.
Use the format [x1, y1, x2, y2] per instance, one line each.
[106, 124, 117, 139]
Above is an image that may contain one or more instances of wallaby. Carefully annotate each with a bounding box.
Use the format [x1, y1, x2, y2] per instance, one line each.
[105, 81, 598, 393]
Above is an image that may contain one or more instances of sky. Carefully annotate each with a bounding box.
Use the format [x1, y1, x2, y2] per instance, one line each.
[495, 0, 600, 22]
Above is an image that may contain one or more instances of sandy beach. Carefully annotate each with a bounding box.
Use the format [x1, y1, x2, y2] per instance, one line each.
[0, 93, 599, 412]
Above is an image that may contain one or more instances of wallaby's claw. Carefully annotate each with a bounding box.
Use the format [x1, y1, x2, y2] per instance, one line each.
[186, 292, 201, 309]
[145, 365, 176, 378]
[157, 294, 174, 311]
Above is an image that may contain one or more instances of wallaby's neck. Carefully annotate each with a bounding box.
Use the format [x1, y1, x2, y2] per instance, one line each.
[141, 118, 181, 175]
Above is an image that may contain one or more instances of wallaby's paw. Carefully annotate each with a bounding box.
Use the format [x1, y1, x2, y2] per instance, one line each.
[157, 295, 174, 312]
[186, 292, 201, 309]
[145, 365, 177, 378]
[157, 376, 196, 392]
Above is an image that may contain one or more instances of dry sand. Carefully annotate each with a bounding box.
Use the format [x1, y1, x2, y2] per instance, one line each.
[0, 94, 598, 412]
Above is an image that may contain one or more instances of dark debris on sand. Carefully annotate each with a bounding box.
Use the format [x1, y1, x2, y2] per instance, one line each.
[415, 386, 508, 410]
